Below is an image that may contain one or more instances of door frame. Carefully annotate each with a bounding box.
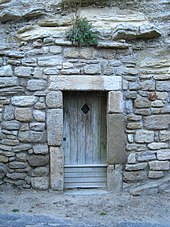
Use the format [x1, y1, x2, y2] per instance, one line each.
[47, 76, 126, 192]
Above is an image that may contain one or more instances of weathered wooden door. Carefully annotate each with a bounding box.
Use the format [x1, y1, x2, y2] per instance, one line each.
[63, 92, 107, 189]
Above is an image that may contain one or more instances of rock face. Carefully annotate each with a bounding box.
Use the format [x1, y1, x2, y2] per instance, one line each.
[0, 0, 169, 194]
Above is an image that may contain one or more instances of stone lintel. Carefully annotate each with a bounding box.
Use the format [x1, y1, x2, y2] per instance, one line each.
[107, 114, 126, 164]
[107, 91, 124, 113]
[49, 75, 122, 91]
[107, 164, 123, 192]
[47, 109, 63, 146]
[50, 146, 63, 191]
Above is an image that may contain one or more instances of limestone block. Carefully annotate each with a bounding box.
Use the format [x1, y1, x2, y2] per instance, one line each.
[33, 144, 48, 154]
[46, 91, 63, 109]
[107, 91, 124, 113]
[32, 167, 49, 177]
[1, 139, 19, 146]
[15, 107, 33, 122]
[123, 171, 147, 182]
[14, 66, 32, 78]
[27, 79, 47, 91]
[31, 176, 49, 190]
[149, 161, 169, 170]
[126, 143, 146, 152]
[137, 151, 156, 162]
[80, 48, 93, 59]
[148, 171, 164, 179]
[16, 153, 27, 161]
[49, 46, 62, 54]
[64, 48, 79, 58]
[148, 142, 168, 150]
[156, 81, 170, 91]
[107, 164, 122, 192]
[49, 75, 122, 91]
[30, 122, 45, 131]
[107, 114, 126, 164]
[125, 163, 147, 171]
[38, 56, 63, 67]
[127, 114, 142, 121]
[27, 155, 49, 167]
[0, 65, 13, 77]
[127, 122, 142, 129]
[135, 130, 154, 143]
[47, 109, 63, 146]
[157, 149, 170, 161]
[33, 110, 45, 122]
[11, 96, 38, 107]
[144, 115, 170, 129]
[50, 147, 63, 191]
[61, 68, 81, 75]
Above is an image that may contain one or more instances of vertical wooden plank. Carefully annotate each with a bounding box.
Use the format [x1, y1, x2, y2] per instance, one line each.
[100, 93, 107, 164]
[85, 93, 93, 164]
[63, 93, 71, 165]
[70, 94, 78, 164]
[77, 93, 86, 164]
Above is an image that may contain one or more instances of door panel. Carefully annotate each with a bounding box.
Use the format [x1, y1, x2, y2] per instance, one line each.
[63, 92, 107, 189]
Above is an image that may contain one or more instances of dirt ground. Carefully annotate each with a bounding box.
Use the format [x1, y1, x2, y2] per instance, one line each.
[0, 187, 170, 226]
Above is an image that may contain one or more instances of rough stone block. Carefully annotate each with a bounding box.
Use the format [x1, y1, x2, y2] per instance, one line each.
[30, 122, 45, 131]
[134, 95, 150, 108]
[46, 91, 63, 108]
[148, 171, 164, 179]
[148, 142, 168, 150]
[27, 155, 49, 167]
[157, 149, 170, 161]
[49, 75, 122, 91]
[33, 144, 48, 154]
[127, 153, 136, 164]
[33, 110, 45, 122]
[123, 171, 147, 182]
[159, 131, 170, 142]
[3, 106, 15, 120]
[15, 107, 33, 122]
[31, 177, 49, 190]
[135, 130, 154, 143]
[38, 56, 62, 67]
[107, 164, 122, 192]
[0, 155, 8, 163]
[107, 91, 124, 113]
[50, 147, 63, 191]
[144, 115, 170, 129]
[84, 64, 101, 74]
[149, 161, 169, 170]
[18, 131, 46, 143]
[6, 172, 27, 180]
[0, 65, 13, 77]
[32, 167, 49, 177]
[27, 79, 47, 91]
[0, 77, 19, 88]
[9, 161, 27, 169]
[14, 66, 32, 78]
[137, 151, 156, 162]
[130, 182, 158, 196]
[156, 81, 170, 91]
[47, 109, 63, 146]
[11, 96, 38, 107]
[107, 114, 126, 164]
[125, 163, 147, 171]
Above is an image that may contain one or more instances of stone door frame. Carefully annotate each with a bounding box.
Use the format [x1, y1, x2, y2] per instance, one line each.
[47, 75, 126, 192]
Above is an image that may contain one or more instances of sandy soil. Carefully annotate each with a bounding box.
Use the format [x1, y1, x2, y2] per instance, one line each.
[0, 188, 170, 225]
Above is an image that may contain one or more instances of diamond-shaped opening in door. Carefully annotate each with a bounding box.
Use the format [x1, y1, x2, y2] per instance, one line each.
[81, 103, 90, 114]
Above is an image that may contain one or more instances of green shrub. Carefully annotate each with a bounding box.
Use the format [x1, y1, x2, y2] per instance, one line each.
[66, 16, 98, 47]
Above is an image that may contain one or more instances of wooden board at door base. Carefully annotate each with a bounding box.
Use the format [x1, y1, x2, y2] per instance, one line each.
[63, 92, 107, 189]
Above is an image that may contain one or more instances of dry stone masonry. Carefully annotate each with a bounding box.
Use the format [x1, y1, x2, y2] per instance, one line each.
[0, 0, 169, 195]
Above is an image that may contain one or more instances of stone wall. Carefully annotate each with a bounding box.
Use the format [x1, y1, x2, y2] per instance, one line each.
[0, 0, 169, 194]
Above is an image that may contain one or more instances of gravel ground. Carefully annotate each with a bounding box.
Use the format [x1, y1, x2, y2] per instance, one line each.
[0, 188, 170, 226]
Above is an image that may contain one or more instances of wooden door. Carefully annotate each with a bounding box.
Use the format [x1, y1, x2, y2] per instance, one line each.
[63, 92, 107, 189]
